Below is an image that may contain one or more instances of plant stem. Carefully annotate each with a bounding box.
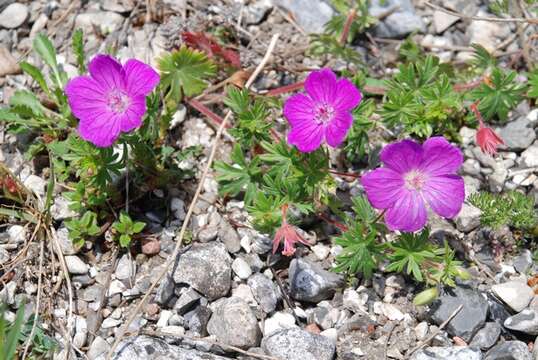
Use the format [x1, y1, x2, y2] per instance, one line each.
[328, 169, 361, 179]
[339, 8, 357, 45]
[318, 212, 349, 232]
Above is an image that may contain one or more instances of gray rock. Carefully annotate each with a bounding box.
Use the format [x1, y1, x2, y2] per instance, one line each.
[102, 0, 135, 13]
[23, 175, 47, 198]
[155, 274, 175, 305]
[170, 197, 186, 220]
[0, 3, 28, 28]
[97, 335, 230, 360]
[65, 255, 89, 275]
[173, 287, 201, 315]
[87, 336, 110, 360]
[485, 341, 532, 360]
[411, 346, 483, 360]
[520, 144, 538, 168]
[455, 204, 482, 232]
[75, 11, 125, 35]
[491, 281, 534, 312]
[499, 117, 536, 151]
[7, 225, 26, 244]
[289, 258, 344, 303]
[115, 254, 134, 280]
[264, 311, 297, 335]
[248, 273, 279, 314]
[184, 305, 212, 336]
[232, 257, 252, 280]
[273, 0, 334, 33]
[429, 286, 489, 342]
[51, 196, 77, 221]
[505, 309, 538, 335]
[173, 242, 232, 300]
[207, 297, 261, 349]
[432, 10, 459, 33]
[262, 328, 336, 360]
[513, 250, 533, 274]
[369, 0, 425, 38]
[55, 227, 81, 255]
[245, 0, 273, 25]
[0, 246, 8, 264]
[218, 221, 241, 253]
[470, 322, 501, 350]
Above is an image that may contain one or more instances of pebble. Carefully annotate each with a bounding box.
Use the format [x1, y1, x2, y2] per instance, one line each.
[65, 255, 89, 275]
[50, 196, 77, 221]
[455, 204, 482, 232]
[432, 10, 459, 33]
[23, 175, 47, 198]
[273, 0, 334, 33]
[499, 117, 536, 151]
[288, 258, 344, 303]
[369, 0, 425, 38]
[513, 250, 533, 274]
[55, 227, 82, 255]
[7, 225, 26, 244]
[102, 0, 135, 13]
[0, 3, 28, 28]
[218, 220, 241, 253]
[429, 286, 489, 342]
[504, 309, 538, 335]
[491, 280, 534, 312]
[87, 337, 110, 360]
[101, 317, 122, 329]
[173, 287, 201, 315]
[264, 311, 297, 335]
[382, 303, 405, 321]
[311, 244, 331, 260]
[470, 322, 501, 350]
[485, 340, 532, 360]
[343, 288, 367, 314]
[411, 346, 483, 360]
[262, 328, 336, 360]
[75, 11, 125, 35]
[140, 238, 160, 256]
[231, 257, 252, 280]
[520, 144, 538, 168]
[184, 305, 212, 336]
[173, 242, 232, 300]
[0, 46, 19, 76]
[414, 322, 429, 341]
[247, 273, 279, 314]
[207, 297, 261, 349]
[115, 254, 134, 280]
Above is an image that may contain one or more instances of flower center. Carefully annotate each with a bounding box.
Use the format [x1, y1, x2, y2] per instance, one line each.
[106, 90, 130, 113]
[404, 170, 427, 190]
[314, 103, 335, 124]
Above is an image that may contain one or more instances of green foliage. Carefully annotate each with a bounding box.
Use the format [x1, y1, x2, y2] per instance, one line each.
[0, 303, 25, 360]
[528, 69, 538, 98]
[224, 87, 273, 148]
[72, 29, 86, 74]
[399, 37, 423, 63]
[470, 44, 497, 70]
[489, 0, 509, 15]
[157, 45, 217, 102]
[344, 98, 376, 160]
[20, 315, 57, 358]
[468, 191, 537, 231]
[65, 211, 101, 248]
[381, 56, 462, 138]
[112, 211, 146, 247]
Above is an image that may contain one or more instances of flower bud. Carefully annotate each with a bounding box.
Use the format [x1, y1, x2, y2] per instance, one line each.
[413, 287, 439, 306]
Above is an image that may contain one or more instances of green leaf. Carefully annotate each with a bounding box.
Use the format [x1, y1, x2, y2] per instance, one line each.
[119, 234, 131, 248]
[9, 90, 45, 116]
[157, 45, 216, 100]
[528, 69, 538, 98]
[20, 62, 50, 94]
[4, 302, 25, 360]
[33, 33, 58, 73]
[132, 221, 146, 234]
[72, 29, 86, 74]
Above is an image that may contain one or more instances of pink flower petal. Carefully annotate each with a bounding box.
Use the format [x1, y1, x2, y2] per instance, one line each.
[88, 55, 125, 91]
[78, 111, 121, 147]
[123, 59, 160, 96]
[304, 68, 337, 104]
[120, 95, 146, 132]
[380, 139, 423, 174]
[420, 137, 463, 176]
[283, 93, 315, 127]
[287, 122, 324, 153]
[361, 168, 405, 209]
[333, 78, 362, 111]
[325, 110, 353, 147]
[422, 174, 465, 218]
[385, 189, 427, 232]
[65, 76, 107, 120]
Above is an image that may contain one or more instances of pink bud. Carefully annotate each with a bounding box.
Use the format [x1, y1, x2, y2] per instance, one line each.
[476, 126, 504, 156]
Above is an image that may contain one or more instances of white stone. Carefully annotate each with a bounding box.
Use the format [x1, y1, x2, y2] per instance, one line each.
[264, 311, 297, 336]
[115, 254, 134, 280]
[101, 317, 122, 329]
[520, 145, 538, 168]
[108, 279, 126, 296]
[492, 280, 535, 312]
[7, 225, 27, 244]
[232, 257, 252, 280]
[22, 175, 47, 198]
[320, 328, 338, 344]
[415, 322, 428, 341]
[157, 310, 173, 328]
[343, 288, 367, 314]
[65, 255, 88, 275]
[232, 284, 257, 305]
[312, 244, 330, 261]
[382, 303, 405, 321]
[160, 325, 185, 337]
[0, 3, 29, 29]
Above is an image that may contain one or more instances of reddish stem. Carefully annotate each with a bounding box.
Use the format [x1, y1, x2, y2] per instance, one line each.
[469, 100, 486, 128]
[318, 213, 349, 232]
[328, 169, 362, 179]
[266, 81, 305, 96]
[186, 98, 232, 129]
[340, 8, 357, 45]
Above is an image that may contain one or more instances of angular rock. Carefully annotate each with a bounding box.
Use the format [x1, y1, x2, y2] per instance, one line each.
[499, 117, 536, 151]
[455, 204, 482, 232]
[429, 286, 489, 342]
[248, 273, 279, 314]
[0, 46, 19, 76]
[185, 305, 212, 336]
[504, 309, 538, 335]
[173, 242, 232, 300]
[513, 250, 533, 274]
[432, 10, 459, 33]
[288, 258, 344, 303]
[65, 255, 89, 275]
[520, 144, 538, 168]
[115, 254, 134, 280]
[264, 311, 297, 335]
[491, 281, 534, 312]
[173, 287, 201, 315]
[470, 322, 501, 350]
[87, 336, 110, 360]
[273, 0, 334, 33]
[207, 297, 261, 349]
[75, 11, 124, 35]
[262, 328, 336, 360]
[369, 0, 425, 38]
[218, 220, 241, 253]
[485, 341, 532, 360]
[102, 0, 135, 13]
[411, 346, 483, 360]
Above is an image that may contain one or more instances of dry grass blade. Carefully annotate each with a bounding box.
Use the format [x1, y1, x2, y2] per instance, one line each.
[105, 33, 281, 360]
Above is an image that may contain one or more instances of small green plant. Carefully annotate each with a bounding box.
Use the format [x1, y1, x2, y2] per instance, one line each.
[0, 303, 25, 360]
[65, 211, 101, 248]
[468, 191, 537, 231]
[112, 211, 146, 247]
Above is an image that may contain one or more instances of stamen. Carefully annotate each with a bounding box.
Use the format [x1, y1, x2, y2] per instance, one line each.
[314, 103, 335, 124]
[107, 90, 130, 113]
[404, 170, 427, 190]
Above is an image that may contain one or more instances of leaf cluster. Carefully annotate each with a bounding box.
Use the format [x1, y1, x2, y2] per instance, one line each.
[65, 211, 101, 248]
[112, 211, 146, 247]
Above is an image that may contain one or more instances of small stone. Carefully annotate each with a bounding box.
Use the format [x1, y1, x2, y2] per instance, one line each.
[50, 196, 77, 221]
[0, 3, 28, 28]
[343, 288, 367, 314]
[248, 273, 279, 314]
[7, 225, 26, 244]
[432, 10, 459, 33]
[232, 257, 252, 280]
[369, 0, 425, 38]
[170, 197, 186, 220]
[288, 258, 344, 303]
[499, 117, 536, 151]
[173, 287, 201, 315]
[87, 337, 110, 360]
[0, 46, 20, 76]
[140, 238, 160, 256]
[411, 346, 483, 360]
[75, 11, 124, 35]
[273, 0, 334, 33]
[23, 175, 47, 198]
[455, 204, 482, 232]
[513, 250, 533, 274]
[264, 311, 297, 335]
[320, 328, 338, 344]
[102, 0, 135, 13]
[184, 305, 212, 336]
[173, 242, 232, 300]
[489, 168, 508, 193]
[415, 322, 428, 341]
[504, 309, 538, 335]
[382, 303, 405, 321]
[207, 297, 261, 349]
[485, 340, 532, 360]
[65, 255, 89, 275]
[491, 281, 534, 312]
[520, 144, 538, 168]
[470, 322, 501, 350]
[157, 310, 173, 328]
[218, 220, 241, 253]
[115, 254, 134, 280]
[101, 317, 121, 329]
[428, 286, 489, 342]
[262, 328, 336, 360]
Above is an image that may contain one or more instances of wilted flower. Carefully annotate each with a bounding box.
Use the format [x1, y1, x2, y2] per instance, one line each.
[361, 137, 465, 232]
[283, 68, 362, 152]
[470, 102, 504, 156]
[272, 204, 310, 256]
[65, 55, 160, 147]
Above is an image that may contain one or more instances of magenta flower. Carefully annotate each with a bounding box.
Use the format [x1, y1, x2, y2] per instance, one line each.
[361, 137, 465, 232]
[283, 68, 362, 152]
[65, 55, 160, 147]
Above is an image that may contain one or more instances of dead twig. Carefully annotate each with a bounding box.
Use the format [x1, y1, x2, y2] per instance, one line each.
[105, 33, 281, 360]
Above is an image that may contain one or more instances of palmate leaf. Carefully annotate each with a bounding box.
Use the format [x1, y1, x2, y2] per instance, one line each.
[528, 69, 538, 98]
[157, 45, 217, 100]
